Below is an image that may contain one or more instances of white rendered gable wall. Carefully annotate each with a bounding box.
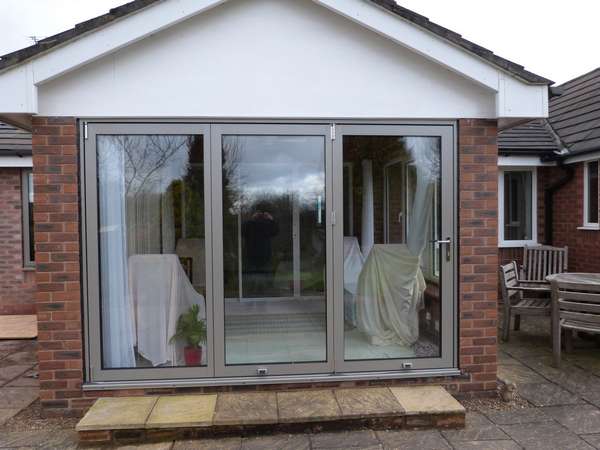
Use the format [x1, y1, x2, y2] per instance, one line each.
[1, 0, 547, 119]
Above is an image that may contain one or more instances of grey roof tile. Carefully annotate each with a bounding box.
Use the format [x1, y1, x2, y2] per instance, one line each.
[0, 122, 32, 156]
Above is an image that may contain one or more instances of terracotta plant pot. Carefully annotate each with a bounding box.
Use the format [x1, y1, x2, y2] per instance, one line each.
[184, 346, 202, 366]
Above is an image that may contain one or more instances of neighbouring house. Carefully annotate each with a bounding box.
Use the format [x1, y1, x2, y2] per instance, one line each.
[498, 67, 600, 272]
[0, 121, 35, 315]
[0, 0, 552, 417]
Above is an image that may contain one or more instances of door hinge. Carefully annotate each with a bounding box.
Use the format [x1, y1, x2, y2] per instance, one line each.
[330, 123, 336, 141]
[83, 122, 88, 140]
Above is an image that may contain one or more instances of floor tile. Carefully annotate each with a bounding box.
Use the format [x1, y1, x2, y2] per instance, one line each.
[518, 382, 582, 406]
[213, 392, 277, 425]
[311, 430, 380, 449]
[76, 396, 158, 431]
[146, 394, 217, 428]
[482, 407, 551, 425]
[451, 441, 521, 450]
[581, 433, 600, 449]
[242, 434, 310, 450]
[498, 363, 546, 385]
[376, 429, 451, 450]
[0, 386, 38, 410]
[277, 390, 340, 422]
[501, 422, 594, 450]
[334, 388, 403, 418]
[390, 386, 464, 415]
[442, 412, 509, 443]
[542, 404, 600, 434]
[173, 437, 242, 450]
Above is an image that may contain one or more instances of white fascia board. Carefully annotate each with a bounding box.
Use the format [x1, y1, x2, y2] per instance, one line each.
[498, 155, 555, 167]
[0, 64, 37, 114]
[30, 0, 227, 85]
[314, 0, 548, 119]
[0, 156, 32, 167]
[564, 151, 600, 165]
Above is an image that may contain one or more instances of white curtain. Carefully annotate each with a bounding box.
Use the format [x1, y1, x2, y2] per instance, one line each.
[405, 137, 440, 257]
[361, 160, 375, 257]
[98, 138, 136, 369]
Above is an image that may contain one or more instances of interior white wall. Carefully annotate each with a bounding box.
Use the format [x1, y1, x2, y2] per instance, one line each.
[37, 0, 496, 118]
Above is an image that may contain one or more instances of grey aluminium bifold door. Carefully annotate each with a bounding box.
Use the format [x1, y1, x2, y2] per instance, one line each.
[211, 124, 334, 377]
[84, 123, 215, 381]
[332, 124, 456, 373]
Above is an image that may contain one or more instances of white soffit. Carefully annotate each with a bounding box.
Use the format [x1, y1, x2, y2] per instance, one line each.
[0, 0, 548, 118]
[498, 156, 555, 167]
[0, 156, 32, 167]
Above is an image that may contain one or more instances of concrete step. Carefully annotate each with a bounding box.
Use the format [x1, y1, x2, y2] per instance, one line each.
[76, 386, 465, 445]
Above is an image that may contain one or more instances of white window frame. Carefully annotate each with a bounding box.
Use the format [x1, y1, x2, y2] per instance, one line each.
[582, 160, 600, 230]
[498, 167, 537, 247]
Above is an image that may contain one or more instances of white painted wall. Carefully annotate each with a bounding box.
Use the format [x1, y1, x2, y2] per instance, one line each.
[37, 0, 496, 118]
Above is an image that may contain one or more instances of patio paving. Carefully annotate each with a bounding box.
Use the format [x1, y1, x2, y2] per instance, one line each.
[2, 315, 600, 449]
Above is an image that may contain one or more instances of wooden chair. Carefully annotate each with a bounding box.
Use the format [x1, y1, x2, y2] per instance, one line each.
[522, 245, 568, 282]
[500, 261, 551, 342]
[551, 280, 600, 367]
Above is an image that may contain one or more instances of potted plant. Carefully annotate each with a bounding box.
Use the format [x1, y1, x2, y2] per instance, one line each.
[170, 304, 207, 366]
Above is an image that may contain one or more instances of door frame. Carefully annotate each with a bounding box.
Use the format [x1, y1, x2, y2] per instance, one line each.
[332, 124, 456, 373]
[210, 123, 335, 377]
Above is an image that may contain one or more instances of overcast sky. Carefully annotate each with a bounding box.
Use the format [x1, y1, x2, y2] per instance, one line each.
[0, 0, 597, 85]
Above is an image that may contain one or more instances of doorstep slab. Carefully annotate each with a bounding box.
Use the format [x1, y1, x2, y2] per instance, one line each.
[213, 392, 278, 425]
[390, 386, 465, 415]
[334, 387, 404, 418]
[76, 396, 158, 431]
[277, 389, 341, 423]
[146, 394, 217, 429]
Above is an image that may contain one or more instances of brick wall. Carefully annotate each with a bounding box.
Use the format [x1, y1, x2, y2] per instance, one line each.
[0, 167, 36, 315]
[32, 117, 498, 417]
[31, 117, 83, 417]
[499, 163, 600, 273]
[457, 119, 499, 393]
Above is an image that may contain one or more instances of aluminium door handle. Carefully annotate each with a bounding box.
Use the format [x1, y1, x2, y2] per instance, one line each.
[435, 238, 452, 261]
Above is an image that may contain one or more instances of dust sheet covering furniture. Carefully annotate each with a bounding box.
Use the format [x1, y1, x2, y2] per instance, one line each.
[356, 244, 426, 346]
[548, 273, 600, 367]
[128, 254, 206, 366]
[500, 261, 551, 342]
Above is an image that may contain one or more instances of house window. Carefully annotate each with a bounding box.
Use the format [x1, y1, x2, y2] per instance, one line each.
[21, 170, 34, 267]
[499, 168, 537, 247]
[584, 160, 599, 227]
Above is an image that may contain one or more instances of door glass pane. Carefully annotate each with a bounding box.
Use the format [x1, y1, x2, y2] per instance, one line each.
[588, 161, 599, 224]
[342, 136, 441, 361]
[97, 135, 208, 369]
[222, 135, 327, 365]
[503, 171, 532, 240]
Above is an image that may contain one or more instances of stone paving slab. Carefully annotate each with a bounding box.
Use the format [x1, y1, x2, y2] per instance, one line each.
[310, 430, 380, 449]
[0, 430, 78, 449]
[542, 405, 600, 435]
[498, 363, 546, 385]
[242, 433, 311, 450]
[173, 437, 242, 450]
[146, 394, 217, 429]
[441, 412, 509, 443]
[277, 389, 341, 423]
[76, 396, 158, 431]
[390, 386, 464, 416]
[376, 429, 451, 450]
[451, 441, 521, 450]
[334, 388, 403, 418]
[213, 392, 278, 426]
[482, 407, 552, 425]
[501, 422, 595, 450]
[0, 386, 38, 410]
[518, 382, 582, 407]
[581, 433, 600, 449]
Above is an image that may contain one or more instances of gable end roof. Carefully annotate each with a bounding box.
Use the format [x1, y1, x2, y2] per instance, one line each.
[0, 0, 552, 85]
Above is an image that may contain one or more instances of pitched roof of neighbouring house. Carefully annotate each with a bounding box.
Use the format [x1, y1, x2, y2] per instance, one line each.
[498, 120, 560, 156]
[0, 0, 551, 85]
[548, 67, 600, 156]
[499, 67, 600, 159]
[0, 122, 32, 156]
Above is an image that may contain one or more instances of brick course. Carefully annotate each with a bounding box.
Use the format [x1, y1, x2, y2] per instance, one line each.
[33, 117, 498, 416]
[0, 167, 36, 315]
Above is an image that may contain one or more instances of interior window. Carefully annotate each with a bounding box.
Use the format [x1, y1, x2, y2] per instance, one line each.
[503, 171, 533, 241]
[586, 161, 599, 225]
